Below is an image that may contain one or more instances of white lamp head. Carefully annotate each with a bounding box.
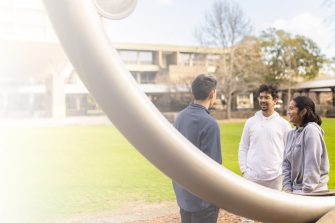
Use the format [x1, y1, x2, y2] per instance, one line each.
[93, 0, 137, 20]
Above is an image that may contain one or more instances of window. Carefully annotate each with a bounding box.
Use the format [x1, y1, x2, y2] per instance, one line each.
[118, 50, 137, 64]
[130, 72, 156, 84]
[207, 54, 220, 66]
[131, 71, 140, 82]
[118, 50, 154, 65]
[139, 51, 153, 65]
[140, 72, 156, 84]
[179, 53, 192, 66]
[193, 54, 206, 66]
[237, 93, 253, 109]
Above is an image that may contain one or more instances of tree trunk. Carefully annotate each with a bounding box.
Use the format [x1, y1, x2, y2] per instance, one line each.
[226, 94, 232, 119]
[286, 71, 292, 115]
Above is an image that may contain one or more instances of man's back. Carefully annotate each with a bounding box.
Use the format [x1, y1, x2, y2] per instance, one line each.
[175, 104, 222, 161]
[172, 74, 221, 223]
[173, 103, 222, 212]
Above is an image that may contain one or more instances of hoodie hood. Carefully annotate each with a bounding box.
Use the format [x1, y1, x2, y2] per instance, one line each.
[305, 122, 324, 136]
[255, 110, 280, 120]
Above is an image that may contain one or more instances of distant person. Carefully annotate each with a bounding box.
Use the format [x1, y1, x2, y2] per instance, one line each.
[238, 84, 291, 190]
[173, 74, 222, 223]
[283, 96, 329, 194]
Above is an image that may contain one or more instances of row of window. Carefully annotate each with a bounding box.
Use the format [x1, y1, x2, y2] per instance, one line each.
[179, 53, 220, 66]
[118, 50, 221, 66]
[118, 50, 154, 65]
[131, 71, 156, 84]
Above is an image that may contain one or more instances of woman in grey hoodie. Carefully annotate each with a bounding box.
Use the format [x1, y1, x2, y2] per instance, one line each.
[283, 96, 329, 194]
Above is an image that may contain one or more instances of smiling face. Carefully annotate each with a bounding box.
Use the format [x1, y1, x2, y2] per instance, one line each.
[258, 91, 277, 116]
[287, 100, 303, 127]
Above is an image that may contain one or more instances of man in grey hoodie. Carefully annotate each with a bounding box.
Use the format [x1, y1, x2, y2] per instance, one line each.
[238, 84, 291, 190]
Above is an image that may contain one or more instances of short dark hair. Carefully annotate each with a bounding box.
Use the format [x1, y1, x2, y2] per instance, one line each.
[191, 74, 217, 100]
[292, 96, 322, 126]
[258, 84, 279, 99]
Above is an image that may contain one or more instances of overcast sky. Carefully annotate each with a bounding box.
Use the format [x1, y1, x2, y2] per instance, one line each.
[103, 0, 335, 58]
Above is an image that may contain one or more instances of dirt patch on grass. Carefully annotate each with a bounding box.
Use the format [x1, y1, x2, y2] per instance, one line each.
[128, 208, 244, 223]
[55, 201, 245, 223]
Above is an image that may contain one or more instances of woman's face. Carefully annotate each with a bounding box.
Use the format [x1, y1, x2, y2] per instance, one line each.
[287, 100, 302, 127]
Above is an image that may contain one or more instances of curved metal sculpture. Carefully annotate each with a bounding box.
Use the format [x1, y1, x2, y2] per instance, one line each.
[43, 1, 335, 222]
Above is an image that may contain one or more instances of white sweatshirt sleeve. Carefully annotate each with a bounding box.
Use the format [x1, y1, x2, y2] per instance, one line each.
[238, 120, 250, 174]
[283, 121, 292, 146]
[282, 153, 292, 192]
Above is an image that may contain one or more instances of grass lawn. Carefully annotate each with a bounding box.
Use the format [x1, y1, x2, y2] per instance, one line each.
[1, 118, 334, 222]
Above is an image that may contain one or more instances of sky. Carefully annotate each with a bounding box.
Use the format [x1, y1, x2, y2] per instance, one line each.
[103, 0, 335, 58]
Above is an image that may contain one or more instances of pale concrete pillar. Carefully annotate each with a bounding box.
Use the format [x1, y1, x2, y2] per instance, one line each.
[46, 75, 65, 118]
[316, 92, 321, 104]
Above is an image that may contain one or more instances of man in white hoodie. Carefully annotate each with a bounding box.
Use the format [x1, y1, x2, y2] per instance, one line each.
[238, 84, 291, 190]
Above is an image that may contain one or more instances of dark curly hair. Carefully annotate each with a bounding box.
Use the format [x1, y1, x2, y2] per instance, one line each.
[258, 84, 279, 99]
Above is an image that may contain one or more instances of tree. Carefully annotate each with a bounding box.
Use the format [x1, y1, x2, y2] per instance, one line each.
[216, 37, 266, 114]
[155, 66, 205, 111]
[195, 0, 263, 119]
[258, 28, 325, 107]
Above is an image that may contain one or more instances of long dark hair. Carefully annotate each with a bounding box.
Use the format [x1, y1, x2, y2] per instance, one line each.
[292, 96, 322, 126]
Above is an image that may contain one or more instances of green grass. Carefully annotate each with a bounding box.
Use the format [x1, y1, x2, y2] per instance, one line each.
[220, 122, 245, 173]
[1, 119, 334, 222]
[323, 119, 335, 190]
[1, 126, 175, 222]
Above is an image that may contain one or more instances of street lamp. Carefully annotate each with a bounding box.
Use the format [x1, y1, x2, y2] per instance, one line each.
[93, 0, 137, 20]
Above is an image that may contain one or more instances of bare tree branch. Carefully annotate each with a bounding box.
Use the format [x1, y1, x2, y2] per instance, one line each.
[194, 0, 262, 119]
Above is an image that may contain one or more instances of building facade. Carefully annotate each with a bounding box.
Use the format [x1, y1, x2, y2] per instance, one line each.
[0, 0, 255, 118]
